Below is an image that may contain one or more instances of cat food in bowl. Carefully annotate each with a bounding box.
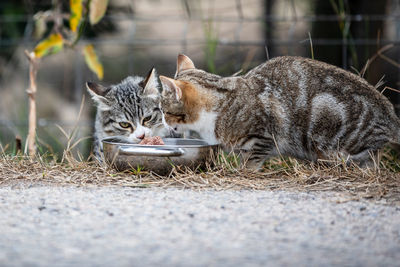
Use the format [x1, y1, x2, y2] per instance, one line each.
[102, 136, 219, 175]
[139, 136, 165, 145]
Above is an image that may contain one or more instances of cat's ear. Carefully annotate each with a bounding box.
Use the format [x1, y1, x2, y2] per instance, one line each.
[142, 67, 159, 97]
[159, 76, 182, 101]
[175, 54, 195, 77]
[86, 82, 111, 110]
[86, 82, 108, 96]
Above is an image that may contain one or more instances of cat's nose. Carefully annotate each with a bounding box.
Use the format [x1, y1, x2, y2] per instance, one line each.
[137, 133, 145, 140]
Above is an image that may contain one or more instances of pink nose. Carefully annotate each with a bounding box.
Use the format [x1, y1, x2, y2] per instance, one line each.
[137, 133, 145, 139]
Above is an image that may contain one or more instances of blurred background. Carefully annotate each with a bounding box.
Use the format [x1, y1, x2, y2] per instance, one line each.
[1, 0, 400, 159]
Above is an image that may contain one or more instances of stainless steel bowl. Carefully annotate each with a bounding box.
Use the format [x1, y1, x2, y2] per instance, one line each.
[102, 137, 219, 175]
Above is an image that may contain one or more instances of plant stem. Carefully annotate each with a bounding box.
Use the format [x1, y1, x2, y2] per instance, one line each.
[24, 50, 39, 158]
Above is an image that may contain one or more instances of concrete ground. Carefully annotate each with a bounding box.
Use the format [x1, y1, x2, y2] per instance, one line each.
[0, 184, 399, 267]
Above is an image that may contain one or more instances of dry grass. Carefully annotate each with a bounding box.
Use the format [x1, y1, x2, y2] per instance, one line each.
[1, 148, 400, 205]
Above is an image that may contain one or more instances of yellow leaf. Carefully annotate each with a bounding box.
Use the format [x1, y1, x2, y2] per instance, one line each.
[69, 0, 83, 32]
[89, 0, 109, 25]
[83, 44, 104, 80]
[34, 33, 63, 58]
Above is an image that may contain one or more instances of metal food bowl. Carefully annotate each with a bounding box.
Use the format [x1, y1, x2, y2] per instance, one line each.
[102, 136, 220, 175]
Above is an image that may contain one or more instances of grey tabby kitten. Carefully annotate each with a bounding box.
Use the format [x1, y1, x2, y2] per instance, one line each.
[159, 54, 400, 169]
[87, 68, 171, 158]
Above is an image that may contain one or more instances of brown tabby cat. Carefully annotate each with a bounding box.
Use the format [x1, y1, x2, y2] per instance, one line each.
[159, 54, 400, 169]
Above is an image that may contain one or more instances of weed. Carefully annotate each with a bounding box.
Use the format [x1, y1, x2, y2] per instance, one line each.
[329, 0, 359, 69]
[203, 19, 218, 73]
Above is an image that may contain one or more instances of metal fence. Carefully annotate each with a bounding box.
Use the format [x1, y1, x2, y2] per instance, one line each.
[1, 0, 400, 154]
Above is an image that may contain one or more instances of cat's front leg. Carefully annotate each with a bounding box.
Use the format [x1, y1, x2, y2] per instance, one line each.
[244, 155, 269, 170]
[239, 135, 276, 170]
[348, 149, 379, 168]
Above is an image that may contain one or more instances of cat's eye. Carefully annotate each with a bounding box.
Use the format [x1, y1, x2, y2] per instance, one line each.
[142, 115, 153, 124]
[166, 112, 184, 118]
[119, 122, 131, 128]
[166, 112, 186, 121]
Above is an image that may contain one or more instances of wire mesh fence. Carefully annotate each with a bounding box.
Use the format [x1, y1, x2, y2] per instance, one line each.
[0, 0, 400, 156]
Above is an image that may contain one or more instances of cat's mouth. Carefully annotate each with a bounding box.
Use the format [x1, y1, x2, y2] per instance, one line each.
[169, 128, 183, 138]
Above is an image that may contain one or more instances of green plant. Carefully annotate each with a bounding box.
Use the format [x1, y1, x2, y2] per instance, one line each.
[329, 0, 359, 69]
[308, 32, 314, 59]
[130, 165, 144, 176]
[203, 19, 218, 74]
[216, 151, 241, 170]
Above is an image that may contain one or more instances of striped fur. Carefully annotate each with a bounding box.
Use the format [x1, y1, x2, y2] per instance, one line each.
[87, 69, 172, 159]
[160, 55, 400, 169]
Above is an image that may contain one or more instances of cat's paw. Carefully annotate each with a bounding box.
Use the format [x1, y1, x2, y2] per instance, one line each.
[244, 159, 265, 171]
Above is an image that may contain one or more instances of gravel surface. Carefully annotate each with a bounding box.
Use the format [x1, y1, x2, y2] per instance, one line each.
[0, 184, 399, 267]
